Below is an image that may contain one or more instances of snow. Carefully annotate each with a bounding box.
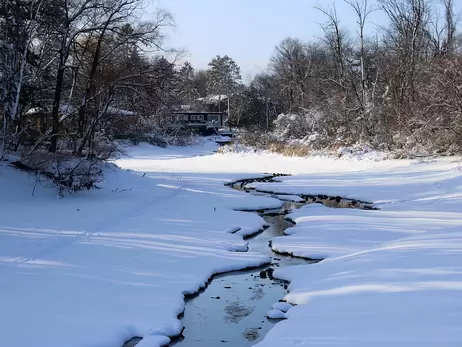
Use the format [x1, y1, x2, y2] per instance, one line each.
[2, 138, 462, 347]
[271, 302, 293, 312]
[213, 135, 234, 143]
[266, 309, 287, 319]
[255, 229, 462, 346]
[129, 147, 462, 346]
[273, 202, 462, 259]
[117, 138, 217, 161]
[197, 94, 229, 104]
[24, 106, 45, 115]
[107, 106, 136, 117]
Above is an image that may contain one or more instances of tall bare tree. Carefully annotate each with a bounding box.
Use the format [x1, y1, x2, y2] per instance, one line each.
[345, 0, 376, 110]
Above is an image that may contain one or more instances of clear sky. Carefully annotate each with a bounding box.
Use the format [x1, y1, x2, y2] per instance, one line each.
[147, 0, 461, 81]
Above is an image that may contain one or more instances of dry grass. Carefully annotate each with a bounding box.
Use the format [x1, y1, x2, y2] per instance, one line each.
[269, 142, 311, 157]
[217, 140, 312, 157]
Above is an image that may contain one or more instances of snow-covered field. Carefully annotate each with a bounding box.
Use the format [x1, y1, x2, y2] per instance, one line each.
[1, 138, 462, 346]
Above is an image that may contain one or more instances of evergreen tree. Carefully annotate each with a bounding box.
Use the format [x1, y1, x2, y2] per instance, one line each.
[206, 55, 242, 112]
[177, 62, 200, 107]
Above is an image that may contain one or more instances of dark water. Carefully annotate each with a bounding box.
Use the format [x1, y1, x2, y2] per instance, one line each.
[170, 208, 314, 347]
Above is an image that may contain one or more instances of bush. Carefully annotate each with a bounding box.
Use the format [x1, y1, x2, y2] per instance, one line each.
[146, 134, 169, 148]
[13, 152, 103, 197]
[273, 111, 323, 141]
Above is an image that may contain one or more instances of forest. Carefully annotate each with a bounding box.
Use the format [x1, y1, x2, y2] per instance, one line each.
[1, 0, 461, 189]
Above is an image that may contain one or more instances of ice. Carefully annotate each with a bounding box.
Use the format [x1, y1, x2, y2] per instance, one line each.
[266, 309, 287, 319]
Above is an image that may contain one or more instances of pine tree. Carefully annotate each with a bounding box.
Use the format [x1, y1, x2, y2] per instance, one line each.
[206, 55, 242, 112]
[177, 62, 200, 107]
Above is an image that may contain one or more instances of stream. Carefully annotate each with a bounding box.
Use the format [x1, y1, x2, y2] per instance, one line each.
[169, 180, 316, 347]
[124, 176, 375, 347]
[170, 208, 314, 347]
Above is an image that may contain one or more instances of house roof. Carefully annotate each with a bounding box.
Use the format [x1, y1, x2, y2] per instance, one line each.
[197, 94, 229, 104]
[24, 107, 46, 116]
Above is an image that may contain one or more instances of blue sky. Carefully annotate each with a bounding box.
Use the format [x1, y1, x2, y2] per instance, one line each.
[148, 0, 461, 80]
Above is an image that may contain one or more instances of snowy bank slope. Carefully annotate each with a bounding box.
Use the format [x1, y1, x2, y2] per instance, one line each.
[0, 146, 282, 347]
[255, 228, 462, 347]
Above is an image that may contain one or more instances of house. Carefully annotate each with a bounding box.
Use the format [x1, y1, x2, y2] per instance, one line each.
[170, 112, 225, 134]
[107, 107, 139, 137]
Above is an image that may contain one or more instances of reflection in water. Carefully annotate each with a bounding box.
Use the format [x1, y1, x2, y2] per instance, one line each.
[243, 328, 260, 341]
[224, 301, 254, 323]
[170, 209, 314, 347]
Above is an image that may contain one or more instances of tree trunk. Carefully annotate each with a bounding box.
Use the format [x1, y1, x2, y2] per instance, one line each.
[49, 66, 65, 153]
[77, 20, 110, 141]
[1, 114, 8, 157]
[77, 50, 101, 156]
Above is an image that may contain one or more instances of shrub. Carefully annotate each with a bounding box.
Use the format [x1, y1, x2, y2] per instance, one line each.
[13, 152, 103, 198]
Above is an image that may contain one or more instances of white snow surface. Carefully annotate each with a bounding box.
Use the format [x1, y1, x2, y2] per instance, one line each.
[266, 309, 287, 320]
[2, 137, 462, 346]
[271, 302, 293, 312]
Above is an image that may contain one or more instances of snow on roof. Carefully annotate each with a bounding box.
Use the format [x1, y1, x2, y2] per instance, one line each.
[106, 107, 136, 117]
[24, 104, 75, 116]
[23, 104, 136, 119]
[24, 107, 46, 116]
[197, 94, 229, 104]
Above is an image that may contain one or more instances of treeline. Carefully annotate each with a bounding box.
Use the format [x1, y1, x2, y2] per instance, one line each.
[0, 0, 248, 163]
[0, 0, 187, 193]
[233, 0, 462, 154]
[1, 0, 461, 166]
[1, 0, 193, 159]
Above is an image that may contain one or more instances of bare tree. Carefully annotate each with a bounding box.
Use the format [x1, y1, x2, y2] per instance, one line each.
[234, 0, 462, 154]
[345, 0, 377, 110]
[442, 0, 457, 55]
[74, 5, 173, 156]
[315, 5, 348, 84]
[270, 37, 310, 113]
[48, 0, 104, 153]
[0, 0, 46, 155]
